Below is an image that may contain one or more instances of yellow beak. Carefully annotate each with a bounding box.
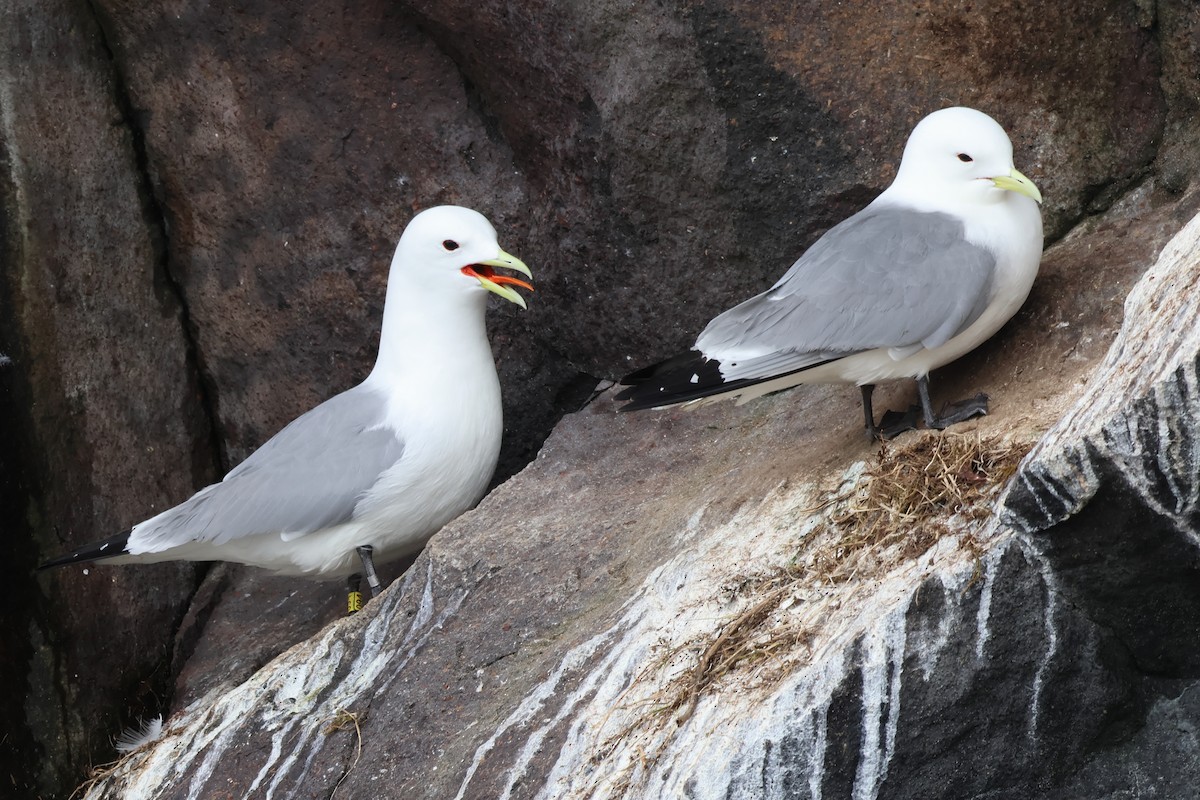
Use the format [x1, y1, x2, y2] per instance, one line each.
[991, 167, 1043, 205]
[461, 249, 534, 309]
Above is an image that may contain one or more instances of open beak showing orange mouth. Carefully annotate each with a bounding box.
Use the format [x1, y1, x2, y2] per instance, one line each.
[461, 249, 534, 309]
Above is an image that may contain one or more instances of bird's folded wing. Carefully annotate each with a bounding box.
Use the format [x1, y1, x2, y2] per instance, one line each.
[696, 207, 996, 381]
[128, 387, 405, 552]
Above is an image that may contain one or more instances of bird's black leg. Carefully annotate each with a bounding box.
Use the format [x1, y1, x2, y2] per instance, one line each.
[861, 384, 879, 438]
[346, 573, 364, 615]
[356, 545, 382, 597]
[916, 375, 989, 429]
[863, 383, 921, 440]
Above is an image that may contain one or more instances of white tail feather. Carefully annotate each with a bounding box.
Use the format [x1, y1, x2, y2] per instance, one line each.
[115, 715, 164, 754]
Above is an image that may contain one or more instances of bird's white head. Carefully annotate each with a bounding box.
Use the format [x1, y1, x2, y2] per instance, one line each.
[393, 205, 533, 309]
[886, 107, 1042, 211]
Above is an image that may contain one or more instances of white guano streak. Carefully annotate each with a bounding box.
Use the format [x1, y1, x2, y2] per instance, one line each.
[461, 469, 1012, 800]
[86, 562, 467, 800]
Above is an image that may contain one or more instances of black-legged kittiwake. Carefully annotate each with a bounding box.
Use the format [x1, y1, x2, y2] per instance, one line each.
[616, 107, 1043, 438]
[41, 206, 533, 605]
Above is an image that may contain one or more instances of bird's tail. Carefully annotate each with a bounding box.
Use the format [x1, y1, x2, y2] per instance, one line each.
[38, 530, 132, 570]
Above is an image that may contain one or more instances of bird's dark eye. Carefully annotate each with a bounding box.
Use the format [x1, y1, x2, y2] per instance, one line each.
[957, 153, 973, 163]
[443, 240, 460, 251]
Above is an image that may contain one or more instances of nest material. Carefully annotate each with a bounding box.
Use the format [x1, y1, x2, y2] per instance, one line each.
[813, 430, 1030, 584]
[663, 431, 1031, 726]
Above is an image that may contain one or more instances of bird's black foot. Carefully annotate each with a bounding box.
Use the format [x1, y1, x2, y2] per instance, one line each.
[876, 405, 922, 439]
[356, 545, 382, 597]
[917, 374, 988, 430]
[928, 392, 989, 429]
[347, 574, 364, 615]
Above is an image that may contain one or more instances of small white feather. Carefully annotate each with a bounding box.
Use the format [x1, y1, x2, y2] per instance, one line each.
[115, 715, 164, 754]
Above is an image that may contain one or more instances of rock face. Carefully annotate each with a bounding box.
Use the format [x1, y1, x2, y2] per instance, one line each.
[1003, 210, 1200, 678]
[4, 0, 1200, 797]
[76, 204, 1200, 799]
[0, 2, 206, 793]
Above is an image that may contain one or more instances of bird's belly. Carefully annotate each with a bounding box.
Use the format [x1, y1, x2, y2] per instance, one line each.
[354, 419, 502, 558]
[362, 448, 497, 555]
[808, 303, 1025, 385]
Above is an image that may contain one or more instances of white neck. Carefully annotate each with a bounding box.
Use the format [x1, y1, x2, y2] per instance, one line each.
[365, 246, 497, 400]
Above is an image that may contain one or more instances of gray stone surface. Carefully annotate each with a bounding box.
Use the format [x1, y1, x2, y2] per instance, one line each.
[76, 202, 1200, 798]
[1064, 682, 1200, 800]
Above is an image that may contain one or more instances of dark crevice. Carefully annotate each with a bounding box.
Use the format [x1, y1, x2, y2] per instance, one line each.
[1079, 169, 1155, 217]
[1046, 13, 1166, 250]
[83, 0, 227, 480]
[555, 369, 605, 412]
[0, 127, 64, 799]
[462, 74, 505, 146]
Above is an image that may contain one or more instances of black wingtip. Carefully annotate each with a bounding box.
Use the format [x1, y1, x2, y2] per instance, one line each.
[617, 349, 838, 411]
[38, 530, 132, 571]
[615, 350, 739, 411]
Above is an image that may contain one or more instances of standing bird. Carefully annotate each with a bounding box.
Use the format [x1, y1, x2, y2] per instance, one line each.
[41, 206, 532, 607]
[616, 107, 1043, 438]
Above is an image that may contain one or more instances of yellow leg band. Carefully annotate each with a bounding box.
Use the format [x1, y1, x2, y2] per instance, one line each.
[347, 591, 363, 615]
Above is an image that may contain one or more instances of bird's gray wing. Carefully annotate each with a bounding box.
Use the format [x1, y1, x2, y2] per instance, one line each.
[695, 207, 996, 380]
[130, 385, 405, 551]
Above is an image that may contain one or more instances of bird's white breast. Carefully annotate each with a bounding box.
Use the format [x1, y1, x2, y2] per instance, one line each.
[352, 337, 504, 560]
[216, 308, 506, 577]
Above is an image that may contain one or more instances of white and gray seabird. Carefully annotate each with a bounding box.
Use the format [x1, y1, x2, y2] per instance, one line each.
[41, 205, 532, 598]
[616, 107, 1044, 437]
